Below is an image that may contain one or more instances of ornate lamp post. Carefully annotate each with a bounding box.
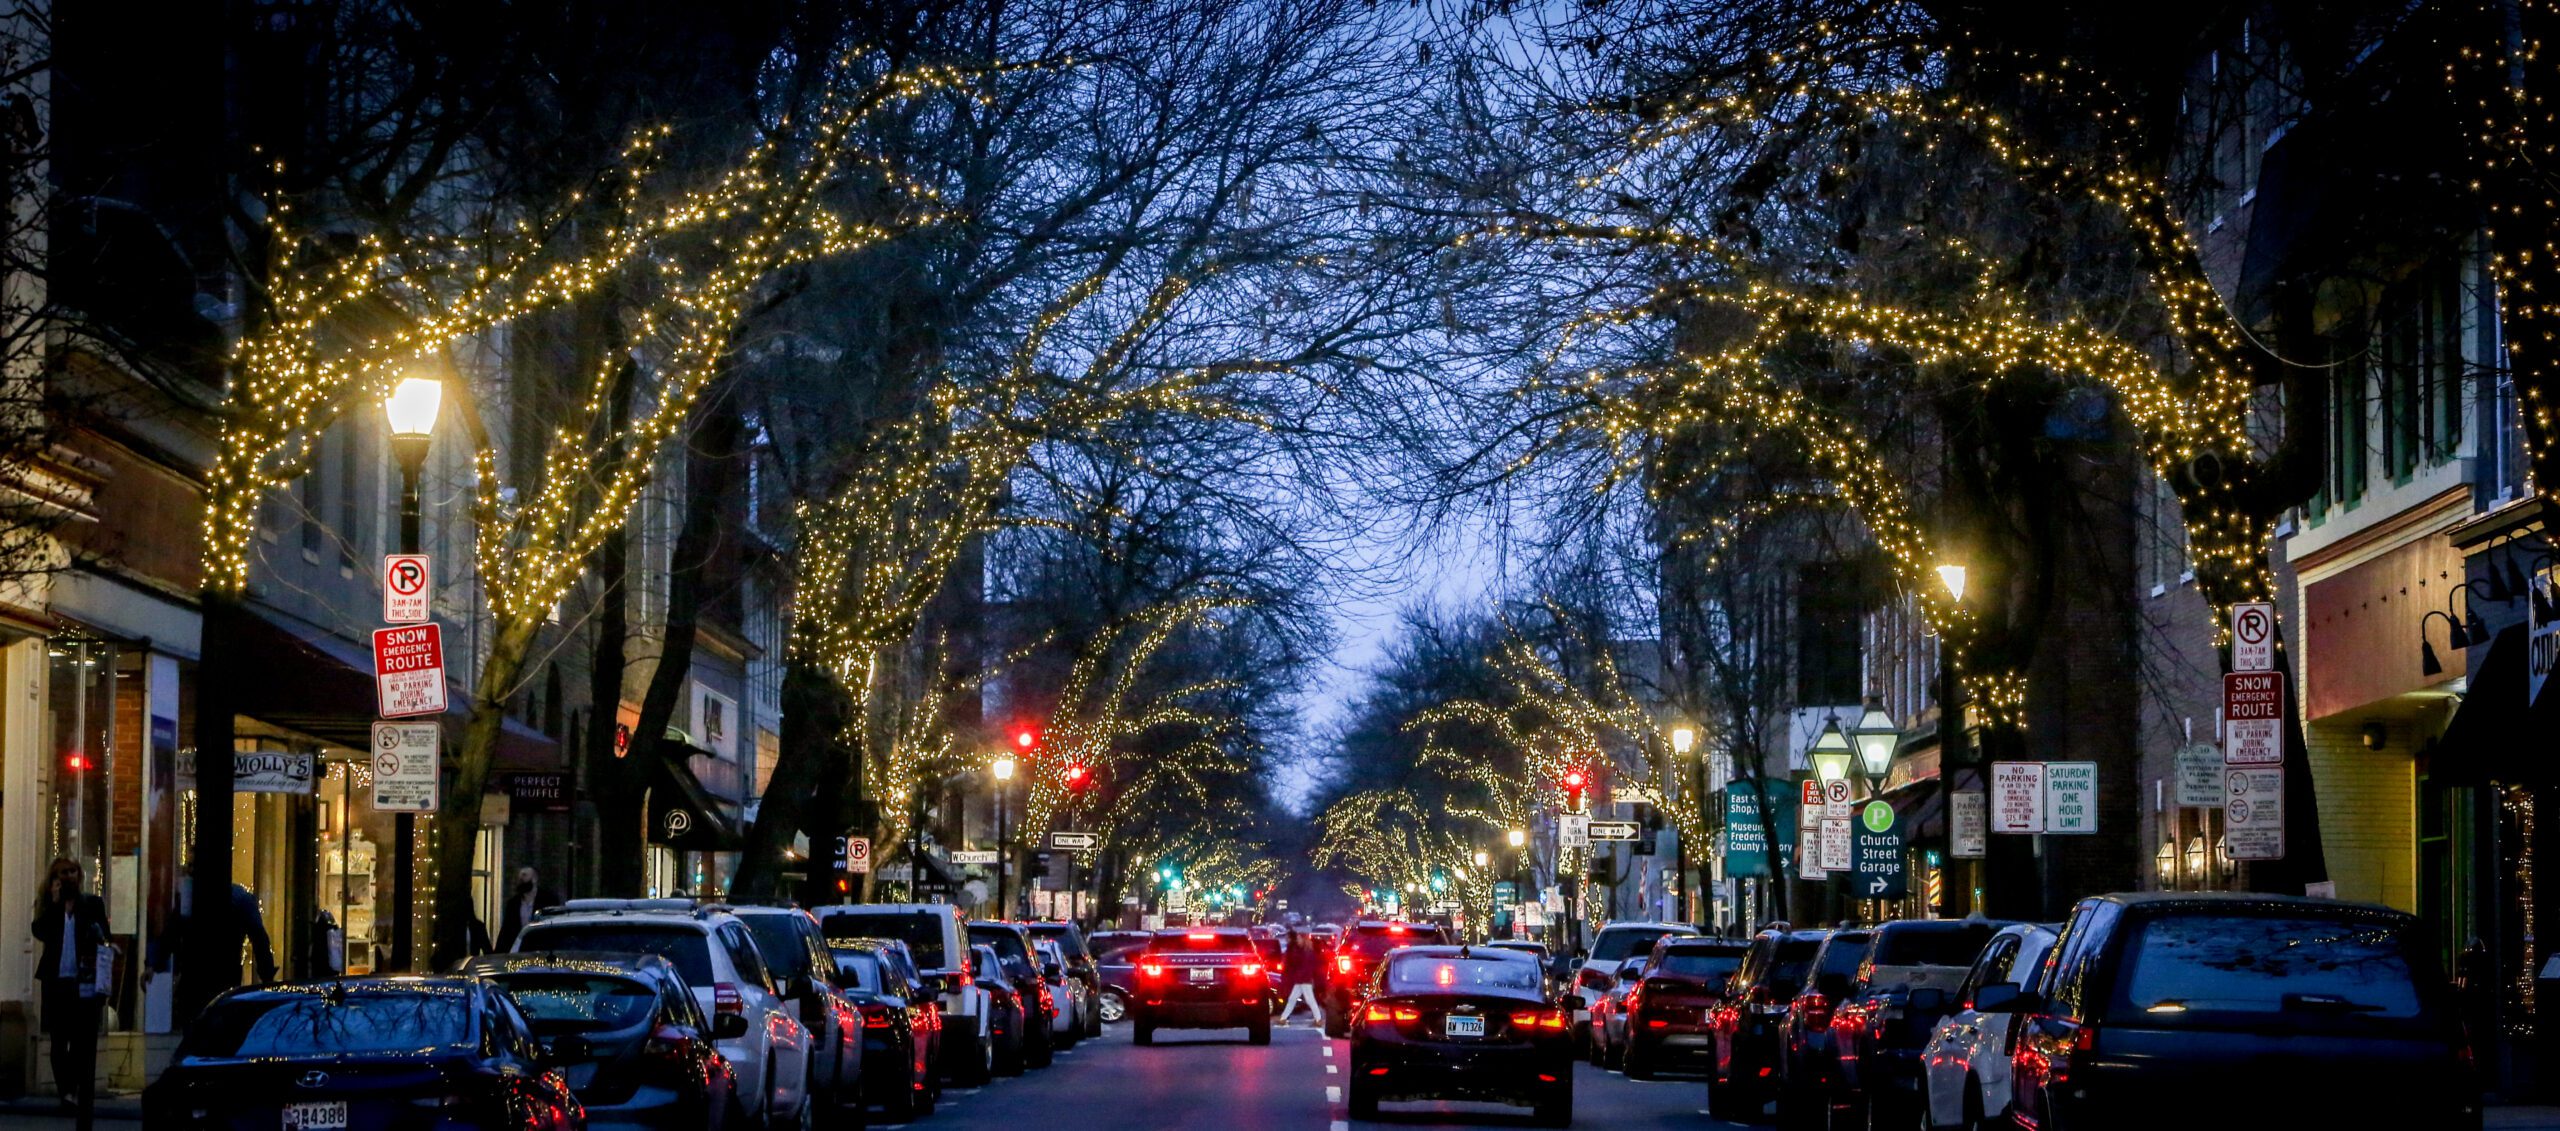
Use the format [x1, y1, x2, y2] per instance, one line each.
[381, 374, 442, 972]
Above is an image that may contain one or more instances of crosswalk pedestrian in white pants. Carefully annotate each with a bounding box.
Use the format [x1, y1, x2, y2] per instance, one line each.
[1277, 983, 1323, 1025]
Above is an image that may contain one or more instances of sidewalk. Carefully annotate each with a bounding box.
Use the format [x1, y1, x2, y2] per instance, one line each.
[2493, 1104, 2560, 1130]
[0, 1095, 142, 1123]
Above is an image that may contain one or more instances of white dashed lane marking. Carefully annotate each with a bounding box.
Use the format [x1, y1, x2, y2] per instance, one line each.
[1325, 1063, 1337, 1074]
[1326, 1086, 1341, 1102]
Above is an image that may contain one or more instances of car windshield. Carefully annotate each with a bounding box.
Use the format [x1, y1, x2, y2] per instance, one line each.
[1384, 955, 1542, 996]
[2113, 913, 2428, 1023]
[1871, 924, 1995, 967]
[1655, 950, 1745, 981]
[182, 991, 471, 1058]
[738, 915, 815, 982]
[491, 975, 658, 1033]
[1592, 927, 1689, 963]
[516, 924, 712, 987]
[822, 911, 948, 970]
[832, 952, 882, 992]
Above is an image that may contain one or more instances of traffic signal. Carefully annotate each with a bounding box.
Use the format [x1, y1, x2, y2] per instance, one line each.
[1014, 727, 1038, 751]
[1063, 762, 1092, 792]
[1561, 766, 1588, 809]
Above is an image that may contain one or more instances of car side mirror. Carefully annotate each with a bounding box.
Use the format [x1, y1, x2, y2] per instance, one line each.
[539, 1035, 590, 1064]
[1970, 984, 2037, 1014]
[713, 1012, 751, 1040]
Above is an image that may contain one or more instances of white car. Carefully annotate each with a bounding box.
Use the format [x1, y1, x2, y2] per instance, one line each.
[1917, 923, 2060, 1130]
[515, 899, 814, 1128]
[818, 902, 998, 1085]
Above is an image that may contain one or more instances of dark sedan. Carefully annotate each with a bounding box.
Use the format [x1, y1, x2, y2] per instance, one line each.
[1346, 946, 1573, 1127]
[145, 977, 589, 1130]
[464, 953, 742, 1131]
[833, 941, 940, 1120]
[1095, 940, 1145, 1024]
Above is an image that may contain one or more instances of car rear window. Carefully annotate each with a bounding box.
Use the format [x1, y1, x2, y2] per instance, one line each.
[1770, 938, 1820, 984]
[1384, 955, 1542, 996]
[491, 975, 658, 1033]
[1592, 927, 1690, 963]
[970, 926, 1033, 964]
[822, 911, 947, 970]
[832, 952, 882, 992]
[1817, 934, 1874, 976]
[1871, 924, 1995, 967]
[516, 924, 713, 987]
[1025, 924, 1085, 957]
[1151, 931, 1252, 952]
[1656, 951, 1745, 981]
[182, 992, 471, 1058]
[2113, 913, 2428, 1023]
[738, 915, 816, 982]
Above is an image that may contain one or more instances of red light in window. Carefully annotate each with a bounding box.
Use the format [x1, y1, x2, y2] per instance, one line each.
[63, 753, 90, 772]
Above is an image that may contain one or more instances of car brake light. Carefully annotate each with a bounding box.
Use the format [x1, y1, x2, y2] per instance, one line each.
[861, 1006, 893, 1029]
[1797, 992, 1831, 1029]
[1188, 932, 1216, 940]
[1367, 1004, 1394, 1022]
[643, 1023, 697, 1061]
[1388, 924, 1407, 934]
[713, 982, 744, 1016]
[2073, 1022, 2099, 1053]
[1510, 1009, 1564, 1030]
[1337, 955, 1353, 974]
[1140, 962, 1166, 979]
[1239, 963, 1262, 977]
[1394, 1006, 1420, 1021]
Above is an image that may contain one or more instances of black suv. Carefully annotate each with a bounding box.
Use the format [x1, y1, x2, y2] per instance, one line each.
[1707, 925, 1825, 1122]
[1981, 892, 2479, 1130]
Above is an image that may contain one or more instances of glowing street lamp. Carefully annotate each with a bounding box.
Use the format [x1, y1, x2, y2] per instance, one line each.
[1936, 563, 1968, 605]
[1807, 717, 1855, 784]
[1670, 724, 1696, 756]
[1507, 828, 1527, 849]
[1851, 701, 1900, 779]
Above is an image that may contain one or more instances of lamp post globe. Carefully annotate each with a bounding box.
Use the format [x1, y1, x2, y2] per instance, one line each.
[1851, 702, 1899, 779]
[1808, 717, 1855, 785]
[1670, 725, 1696, 756]
[1507, 828, 1527, 850]
[1935, 563, 1968, 604]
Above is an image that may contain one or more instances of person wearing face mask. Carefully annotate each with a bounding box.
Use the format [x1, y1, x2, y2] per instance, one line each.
[32, 858, 109, 1113]
[494, 866, 558, 953]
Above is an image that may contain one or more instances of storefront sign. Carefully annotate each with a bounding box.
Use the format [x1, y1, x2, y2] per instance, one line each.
[1852, 800, 1907, 899]
[1990, 762, 2045, 833]
[2174, 744, 2226, 808]
[503, 771, 569, 813]
[2043, 762, 2098, 834]
[372, 624, 447, 718]
[2222, 671, 2284, 765]
[382, 554, 432, 623]
[2225, 766, 2285, 860]
[2230, 601, 2276, 672]
[177, 750, 318, 795]
[371, 722, 441, 813]
[1950, 791, 1987, 857]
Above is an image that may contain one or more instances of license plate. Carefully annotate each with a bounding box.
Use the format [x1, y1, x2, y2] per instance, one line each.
[1188, 967, 1215, 983]
[283, 1101, 348, 1131]
[1444, 1014, 1484, 1038]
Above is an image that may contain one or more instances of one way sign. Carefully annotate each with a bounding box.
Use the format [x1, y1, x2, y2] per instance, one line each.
[1586, 820, 1641, 841]
[1047, 831, 1099, 851]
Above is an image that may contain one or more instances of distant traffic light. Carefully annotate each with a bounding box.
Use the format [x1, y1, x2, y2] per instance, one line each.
[1014, 727, 1038, 751]
[1561, 766, 1588, 809]
[1063, 762, 1092, 791]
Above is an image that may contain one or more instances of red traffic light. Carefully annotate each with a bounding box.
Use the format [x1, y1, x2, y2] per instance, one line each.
[1561, 767, 1587, 790]
[1064, 762, 1092, 790]
[1014, 728, 1038, 751]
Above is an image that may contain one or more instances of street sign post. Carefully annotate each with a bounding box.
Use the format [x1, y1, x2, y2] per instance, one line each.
[1047, 831, 1100, 851]
[382, 554, 432, 624]
[1798, 793, 1828, 878]
[1852, 800, 1907, 899]
[2222, 671, 2284, 765]
[1822, 777, 1854, 821]
[1950, 791, 1987, 857]
[2225, 766, 2285, 860]
[2043, 762, 2098, 834]
[1721, 780, 1794, 877]
[846, 836, 872, 874]
[372, 624, 447, 717]
[369, 721, 440, 813]
[952, 850, 1000, 865]
[1819, 817, 1852, 872]
[1990, 762, 2046, 833]
[1559, 813, 1591, 850]
[2230, 601, 2277, 672]
[1586, 820, 1640, 841]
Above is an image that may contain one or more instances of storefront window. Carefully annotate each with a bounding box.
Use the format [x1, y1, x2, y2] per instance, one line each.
[319, 759, 391, 974]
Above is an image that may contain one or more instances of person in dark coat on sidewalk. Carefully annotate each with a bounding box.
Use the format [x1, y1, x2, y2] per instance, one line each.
[32, 858, 109, 1113]
[494, 867, 559, 954]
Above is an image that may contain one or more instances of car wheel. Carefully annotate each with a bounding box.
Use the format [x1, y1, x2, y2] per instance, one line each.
[1027, 1025, 1054, 1069]
[1098, 990, 1127, 1024]
[951, 1025, 993, 1087]
[1249, 1015, 1272, 1045]
[1534, 1080, 1574, 1128]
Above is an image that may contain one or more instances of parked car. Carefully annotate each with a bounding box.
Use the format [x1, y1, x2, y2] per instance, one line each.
[1323, 921, 1453, 1037]
[1344, 945, 1573, 1127]
[1982, 893, 2480, 1130]
[515, 899, 811, 1129]
[730, 904, 866, 1126]
[1620, 936, 1748, 1079]
[465, 952, 741, 1131]
[816, 903, 997, 1086]
[1095, 939, 1147, 1024]
[1831, 918, 2003, 1126]
[1918, 923, 2060, 1130]
[1131, 927, 1275, 1045]
[1587, 956, 1650, 1069]
[1706, 925, 1826, 1122]
[968, 942, 1032, 1076]
[1033, 937, 1087, 1048]
[1023, 920, 1106, 1037]
[145, 977, 587, 1131]
[1776, 928, 1873, 1128]
[969, 921, 1057, 1069]
[832, 940, 941, 1120]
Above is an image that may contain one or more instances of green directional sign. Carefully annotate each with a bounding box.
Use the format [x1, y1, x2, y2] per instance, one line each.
[1852, 799, 1907, 899]
[1722, 779, 1797, 878]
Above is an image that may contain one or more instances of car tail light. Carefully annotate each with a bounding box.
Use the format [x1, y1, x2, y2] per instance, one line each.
[1364, 1003, 1422, 1023]
[1508, 1009, 1566, 1031]
[1140, 961, 1166, 979]
[1239, 963, 1262, 977]
[643, 1023, 698, 1062]
[1366, 1003, 1394, 1022]
[1337, 955, 1353, 974]
[1796, 992, 1831, 1030]
[861, 1005, 894, 1029]
[713, 982, 744, 1018]
[1189, 932, 1216, 941]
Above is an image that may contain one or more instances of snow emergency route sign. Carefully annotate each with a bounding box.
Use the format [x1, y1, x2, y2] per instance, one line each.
[373, 624, 447, 718]
[2222, 671, 2284, 765]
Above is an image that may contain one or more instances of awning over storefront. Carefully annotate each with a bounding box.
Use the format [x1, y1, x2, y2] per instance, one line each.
[222, 601, 561, 769]
[1874, 778, 1946, 841]
[646, 749, 744, 851]
[2434, 624, 2560, 786]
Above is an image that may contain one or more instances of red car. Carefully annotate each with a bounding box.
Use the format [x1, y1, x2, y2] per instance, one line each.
[1620, 936, 1748, 1079]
